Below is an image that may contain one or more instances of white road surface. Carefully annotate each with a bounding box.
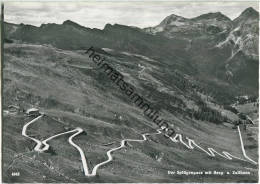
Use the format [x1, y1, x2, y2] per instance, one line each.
[22, 114, 257, 177]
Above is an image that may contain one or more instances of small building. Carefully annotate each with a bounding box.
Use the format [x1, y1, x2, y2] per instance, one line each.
[8, 105, 20, 113]
[26, 108, 40, 117]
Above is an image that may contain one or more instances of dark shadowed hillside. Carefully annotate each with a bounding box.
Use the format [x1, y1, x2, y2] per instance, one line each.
[4, 9, 259, 99]
[144, 7, 259, 93]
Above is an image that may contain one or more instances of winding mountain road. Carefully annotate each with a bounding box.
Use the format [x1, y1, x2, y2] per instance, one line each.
[22, 114, 257, 177]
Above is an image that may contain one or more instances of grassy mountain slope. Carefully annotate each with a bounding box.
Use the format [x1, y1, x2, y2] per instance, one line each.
[3, 43, 258, 182]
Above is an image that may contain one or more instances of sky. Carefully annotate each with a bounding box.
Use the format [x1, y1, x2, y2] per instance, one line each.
[4, 0, 259, 29]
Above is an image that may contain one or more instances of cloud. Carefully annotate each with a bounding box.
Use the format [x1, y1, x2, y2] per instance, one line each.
[4, 1, 259, 29]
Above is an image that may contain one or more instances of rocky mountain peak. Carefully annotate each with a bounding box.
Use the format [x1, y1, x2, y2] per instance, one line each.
[233, 7, 259, 26]
[191, 12, 231, 21]
[144, 11, 233, 37]
[240, 7, 259, 18]
[62, 20, 80, 26]
[158, 14, 188, 26]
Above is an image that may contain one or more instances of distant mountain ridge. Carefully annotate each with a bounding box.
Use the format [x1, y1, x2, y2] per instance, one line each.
[4, 7, 259, 96]
[144, 7, 258, 92]
[144, 7, 258, 58]
[143, 11, 232, 37]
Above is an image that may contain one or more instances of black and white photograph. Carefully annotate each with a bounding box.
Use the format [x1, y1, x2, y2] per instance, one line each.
[1, 0, 259, 183]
